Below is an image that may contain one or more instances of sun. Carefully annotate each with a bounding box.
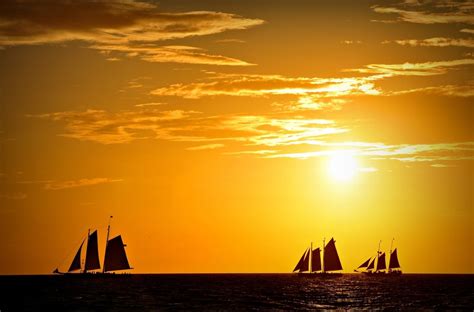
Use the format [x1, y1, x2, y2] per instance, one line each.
[327, 151, 358, 182]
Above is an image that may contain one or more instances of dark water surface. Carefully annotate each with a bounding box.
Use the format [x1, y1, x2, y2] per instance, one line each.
[0, 274, 473, 311]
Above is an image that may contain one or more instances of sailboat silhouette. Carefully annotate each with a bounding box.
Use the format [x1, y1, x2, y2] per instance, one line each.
[355, 239, 402, 275]
[293, 237, 343, 276]
[53, 216, 132, 276]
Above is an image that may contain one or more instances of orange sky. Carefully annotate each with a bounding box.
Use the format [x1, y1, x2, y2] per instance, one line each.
[0, 0, 472, 274]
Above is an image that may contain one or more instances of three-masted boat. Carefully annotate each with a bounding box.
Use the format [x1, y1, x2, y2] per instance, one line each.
[355, 239, 401, 275]
[53, 217, 132, 276]
[293, 237, 343, 276]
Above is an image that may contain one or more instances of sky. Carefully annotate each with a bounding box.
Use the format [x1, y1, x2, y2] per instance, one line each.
[0, 0, 472, 274]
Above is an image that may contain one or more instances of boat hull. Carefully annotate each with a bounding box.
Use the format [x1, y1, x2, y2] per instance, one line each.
[53, 272, 132, 278]
[297, 272, 343, 278]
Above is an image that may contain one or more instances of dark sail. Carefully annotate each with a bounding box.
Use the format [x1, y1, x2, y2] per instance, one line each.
[323, 238, 343, 271]
[68, 240, 84, 272]
[293, 248, 308, 272]
[311, 248, 321, 272]
[300, 248, 310, 272]
[85, 230, 101, 271]
[103, 235, 131, 272]
[389, 248, 401, 269]
[358, 257, 372, 269]
[367, 257, 375, 270]
[376, 252, 386, 271]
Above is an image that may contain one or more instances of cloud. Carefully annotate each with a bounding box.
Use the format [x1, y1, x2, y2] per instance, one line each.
[372, 1, 474, 24]
[44, 178, 123, 191]
[30, 108, 202, 144]
[91, 44, 255, 66]
[30, 107, 344, 148]
[265, 142, 474, 163]
[151, 59, 472, 109]
[349, 58, 474, 76]
[385, 37, 474, 48]
[31, 106, 474, 168]
[186, 144, 224, 151]
[215, 39, 246, 44]
[461, 28, 474, 34]
[390, 83, 474, 97]
[134, 102, 167, 107]
[152, 72, 380, 99]
[0, 0, 264, 65]
[0, 192, 27, 200]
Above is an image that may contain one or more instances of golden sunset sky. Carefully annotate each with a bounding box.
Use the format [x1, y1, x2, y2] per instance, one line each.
[0, 0, 472, 274]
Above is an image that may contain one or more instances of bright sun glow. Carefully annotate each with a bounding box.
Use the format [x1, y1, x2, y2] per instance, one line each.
[328, 152, 358, 182]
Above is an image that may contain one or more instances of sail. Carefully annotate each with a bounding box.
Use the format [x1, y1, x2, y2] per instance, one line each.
[293, 248, 308, 272]
[85, 230, 101, 271]
[323, 238, 343, 271]
[389, 248, 401, 269]
[68, 240, 84, 272]
[376, 252, 386, 271]
[300, 248, 310, 272]
[367, 257, 375, 270]
[357, 257, 372, 269]
[103, 235, 131, 272]
[311, 248, 321, 272]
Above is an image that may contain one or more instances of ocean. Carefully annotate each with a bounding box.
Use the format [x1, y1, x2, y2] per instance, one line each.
[0, 274, 473, 311]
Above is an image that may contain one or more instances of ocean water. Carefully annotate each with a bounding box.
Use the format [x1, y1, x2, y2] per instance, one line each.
[0, 274, 472, 311]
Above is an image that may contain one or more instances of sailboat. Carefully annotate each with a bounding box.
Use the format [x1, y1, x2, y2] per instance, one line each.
[53, 217, 132, 276]
[355, 239, 401, 275]
[293, 237, 343, 276]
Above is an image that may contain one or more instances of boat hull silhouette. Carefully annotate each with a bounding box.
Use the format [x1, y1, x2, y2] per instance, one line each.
[53, 269, 132, 278]
[297, 272, 343, 278]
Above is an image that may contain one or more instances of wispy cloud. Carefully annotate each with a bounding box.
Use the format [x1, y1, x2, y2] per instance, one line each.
[186, 143, 224, 151]
[91, 45, 255, 66]
[384, 37, 474, 48]
[215, 38, 246, 44]
[30, 107, 344, 148]
[44, 178, 123, 191]
[461, 28, 474, 34]
[30, 108, 201, 144]
[152, 72, 380, 99]
[349, 58, 474, 76]
[389, 83, 474, 97]
[0, 0, 264, 65]
[372, 1, 474, 24]
[0, 192, 27, 200]
[265, 142, 474, 163]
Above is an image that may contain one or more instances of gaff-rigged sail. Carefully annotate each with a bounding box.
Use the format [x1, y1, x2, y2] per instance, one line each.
[311, 248, 321, 272]
[389, 248, 401, 269]
[357, 257, 372, 269]
[103, 235, 131, 272]
[85, 230, 101, 271]
[68, 240, 84, 272]
[376, 252, 386, 271]
[293, 248, 309, 272]
[323, 238, 343, 271]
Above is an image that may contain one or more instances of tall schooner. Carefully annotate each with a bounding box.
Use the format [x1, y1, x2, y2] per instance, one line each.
[293, 237, 343, 276]
[355, 239, 402, 275]
[53, 216, 132, 276]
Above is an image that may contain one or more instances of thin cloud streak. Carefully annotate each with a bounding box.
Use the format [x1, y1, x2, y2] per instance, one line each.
[384, 37, 474, 48]
[372, 1, 474, 24]
[44, 178, 123, 191]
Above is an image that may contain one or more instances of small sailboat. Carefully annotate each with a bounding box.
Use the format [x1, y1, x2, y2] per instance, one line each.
[293, 237, 343, 276]
[355, 239, 401, 275]
[53, 216, 132, 276]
